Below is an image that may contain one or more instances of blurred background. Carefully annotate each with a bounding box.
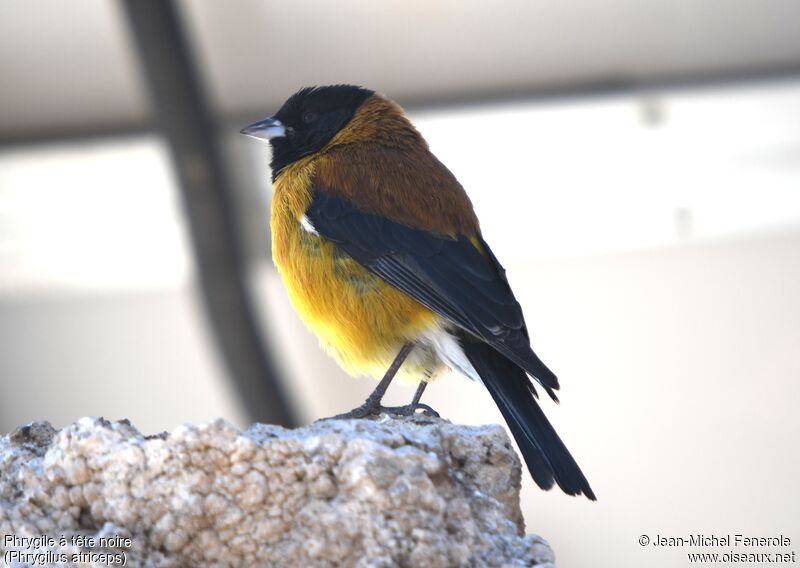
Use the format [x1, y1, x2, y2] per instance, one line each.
[1, 0, 799, 566]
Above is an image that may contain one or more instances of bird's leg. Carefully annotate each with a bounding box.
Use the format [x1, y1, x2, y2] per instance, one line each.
[329, 342, 415, 419]
[411, 380, 427, 405]
[381, 378, 440, 418]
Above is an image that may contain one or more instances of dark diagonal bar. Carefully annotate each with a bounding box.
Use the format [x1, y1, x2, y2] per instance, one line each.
[120, 0, 296, 427]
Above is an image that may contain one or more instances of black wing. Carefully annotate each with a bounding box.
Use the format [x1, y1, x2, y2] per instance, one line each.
[305, 190, 559, 395]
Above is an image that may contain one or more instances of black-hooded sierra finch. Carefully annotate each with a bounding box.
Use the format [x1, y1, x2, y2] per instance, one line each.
[242, 85, 594, 499]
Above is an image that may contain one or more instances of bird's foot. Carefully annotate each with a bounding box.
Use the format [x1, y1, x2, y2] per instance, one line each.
[323, 402, 440, 421]
[380, 403, 440, 418]
[327, 401, 382, 420]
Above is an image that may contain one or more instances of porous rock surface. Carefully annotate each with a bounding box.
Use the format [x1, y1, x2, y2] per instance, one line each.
[0, 416, 555, 567]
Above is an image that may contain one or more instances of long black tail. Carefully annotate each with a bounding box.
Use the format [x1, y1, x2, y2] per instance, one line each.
[460, 337, 596, 500]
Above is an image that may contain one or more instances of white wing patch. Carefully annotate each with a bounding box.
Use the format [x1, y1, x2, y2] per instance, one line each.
[300, 214, 318, 235]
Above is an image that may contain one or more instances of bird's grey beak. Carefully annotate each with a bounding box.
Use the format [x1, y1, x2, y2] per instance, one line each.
[240, 117, 286, 141]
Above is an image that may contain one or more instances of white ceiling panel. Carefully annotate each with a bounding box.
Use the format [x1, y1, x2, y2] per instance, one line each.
[180, 0, 800, 113]
[0, 0, 148, 136]
[1, 0, 799, 136]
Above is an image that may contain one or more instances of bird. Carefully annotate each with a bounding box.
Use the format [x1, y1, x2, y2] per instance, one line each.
[241, 85, 595, 500]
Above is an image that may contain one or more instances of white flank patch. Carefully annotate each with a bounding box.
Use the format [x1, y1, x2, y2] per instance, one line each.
[417, 327, 481, 383]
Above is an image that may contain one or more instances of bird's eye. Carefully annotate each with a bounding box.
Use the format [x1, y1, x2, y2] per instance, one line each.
[302, 111, 319, 123]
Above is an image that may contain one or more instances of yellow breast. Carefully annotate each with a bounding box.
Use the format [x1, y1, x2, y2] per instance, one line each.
[270, 158, 437, 378]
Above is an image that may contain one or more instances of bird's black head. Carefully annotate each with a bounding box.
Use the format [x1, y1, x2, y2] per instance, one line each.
[241, 85, 374, 178]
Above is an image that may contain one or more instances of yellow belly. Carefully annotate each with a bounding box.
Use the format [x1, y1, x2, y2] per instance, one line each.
[270, 158, 438, 379]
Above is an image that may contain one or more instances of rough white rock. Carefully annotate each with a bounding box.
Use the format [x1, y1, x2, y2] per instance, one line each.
[0, 416, 555, 567]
